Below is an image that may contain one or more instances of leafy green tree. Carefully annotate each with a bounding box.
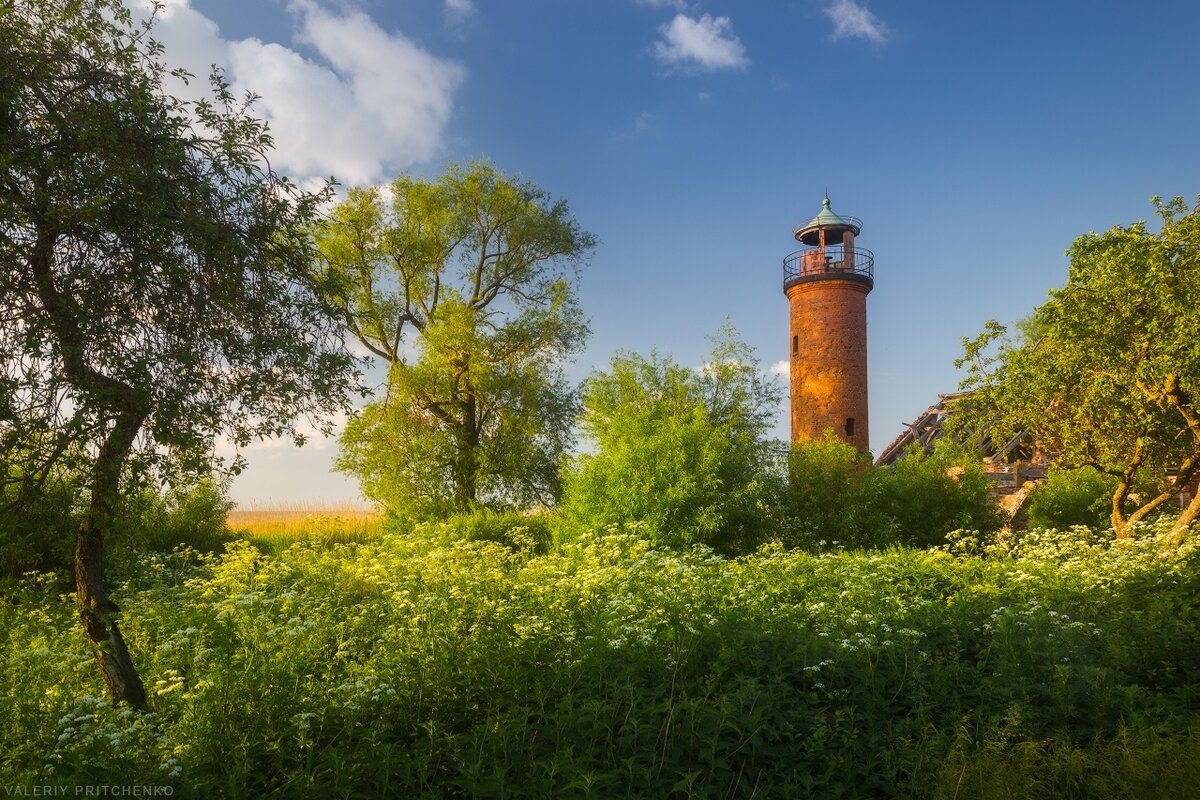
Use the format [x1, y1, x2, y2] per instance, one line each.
[562, 324, 782, 554]
[957, 197, 1200, 545]
[318, 162, 595, 520]
[0, 0, 358, 706]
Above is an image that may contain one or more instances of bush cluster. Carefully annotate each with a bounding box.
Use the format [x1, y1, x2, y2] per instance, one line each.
[560, 329, 781, 556]
[780, 435, 1002, 551]
[559, 332, 995, 556]
[3, 519, 1199, 797]
[1025, 466, 1122, 531]
[109, 480, 235, 565]
[0, 478, 234, 581]
[0, 480, 79, 581]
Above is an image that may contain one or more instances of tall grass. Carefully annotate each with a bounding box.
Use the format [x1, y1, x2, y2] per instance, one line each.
[226, 502, 384, 554]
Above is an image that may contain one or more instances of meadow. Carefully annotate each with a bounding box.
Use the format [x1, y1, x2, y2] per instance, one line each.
[225, 504, 384, 554]
[3, 514, 1199, 798]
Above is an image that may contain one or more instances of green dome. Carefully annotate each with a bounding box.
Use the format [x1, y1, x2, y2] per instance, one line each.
[794, 196, 862, 246]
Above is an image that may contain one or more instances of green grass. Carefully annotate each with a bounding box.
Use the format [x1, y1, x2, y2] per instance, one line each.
[2, 519, 1198, 797]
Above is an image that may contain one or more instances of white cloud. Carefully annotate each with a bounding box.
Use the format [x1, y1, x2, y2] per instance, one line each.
[653, 13, 749, 73]
[824, 0, 890, 43]
[213, 409, 350, 462]
[770, 360, 790, 378]
[135, 0, 465, 186]
[443, 0, 476, 26]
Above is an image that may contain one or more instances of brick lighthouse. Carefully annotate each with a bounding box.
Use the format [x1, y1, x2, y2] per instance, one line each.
[784, 196, 874, 451]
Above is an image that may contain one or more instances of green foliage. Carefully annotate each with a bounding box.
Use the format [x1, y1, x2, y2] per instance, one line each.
[1026, 466, 1123, 531]
[0, 476, 234, 580]
[1, 0, 361, 705]
[932, 725, 1200, 799]
[321, 162, 595, 521]
[0, 0, 359, 487]
[109, 480, 234, 563]
[879, 442, 1002, 547]
[410, 507, 553, 556]
[781, 435, 1000, 550]
[563, 340, 995, 555]
[957, 197, 1200, 541]
[0, 475, 78, 581]
[780, 433, 890, 548]
[562, 324, 782, 554]
[2, 519, 1200, 797]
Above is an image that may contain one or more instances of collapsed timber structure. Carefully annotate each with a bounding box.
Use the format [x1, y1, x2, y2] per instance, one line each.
[876, 392, 1200, 511]
[874, 391, 1046, 497]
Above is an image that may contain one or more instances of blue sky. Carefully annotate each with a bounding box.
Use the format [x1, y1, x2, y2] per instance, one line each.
[145, 0, 1200, 506]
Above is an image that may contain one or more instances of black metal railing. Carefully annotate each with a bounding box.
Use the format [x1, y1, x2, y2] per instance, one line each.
[783, 245, 874, 288]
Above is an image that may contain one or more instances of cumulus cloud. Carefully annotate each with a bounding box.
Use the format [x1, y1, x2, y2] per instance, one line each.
[653, 13, 749, 73]
[136, 0, 465, 186]
[770, 360, 790, 378]
[824, 0, 890, 43]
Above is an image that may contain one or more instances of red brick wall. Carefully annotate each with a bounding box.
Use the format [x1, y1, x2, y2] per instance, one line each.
[787, 278, 870, 451]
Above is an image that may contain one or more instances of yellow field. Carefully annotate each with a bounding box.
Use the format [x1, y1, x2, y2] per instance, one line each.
[227, 503, 385, 552]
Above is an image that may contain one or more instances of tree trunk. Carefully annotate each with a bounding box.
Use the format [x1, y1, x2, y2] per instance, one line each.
[1109, 448, 1143, 538]
[76, 518, 147, 709]
[1111, 486, 1133, 539]
[1165, 484, 1200, 551]
[75, 410, 149, 709]
[29, 224, 149, 706]
[454, 394, 480, 511]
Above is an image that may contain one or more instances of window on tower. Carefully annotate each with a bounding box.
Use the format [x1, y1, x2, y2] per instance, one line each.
[792, 335, 798, 355]
[845, 418, 855, 437]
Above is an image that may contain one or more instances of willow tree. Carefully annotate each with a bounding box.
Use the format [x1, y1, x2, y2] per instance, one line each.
[958, 197, 1200, 546]
[0, 0, 359, 706]
[318, 163, 595, 520]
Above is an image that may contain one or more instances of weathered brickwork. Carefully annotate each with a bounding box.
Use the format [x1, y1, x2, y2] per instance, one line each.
[788, 278, 870, 451]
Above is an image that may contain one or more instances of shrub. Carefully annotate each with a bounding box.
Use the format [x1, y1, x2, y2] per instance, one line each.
[879, 445, 1002, 547]
[562, 325, 782, 555]
[779, 436, 1000, 550]
[1026, 466, 1121, 531]
[109, 479, 234, 562]
[0, 478, 79, 580]
[430, 506, 553, 555]
[777, 433, 891, 549]
[0, 474, 234, 584]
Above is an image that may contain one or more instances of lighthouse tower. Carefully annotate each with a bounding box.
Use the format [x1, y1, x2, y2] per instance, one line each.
[784, 196, 874, 451]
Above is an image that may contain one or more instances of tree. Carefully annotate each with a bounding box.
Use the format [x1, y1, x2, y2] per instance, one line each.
[0, 0, 359, 706]
[957, 197, 1200, 545]
[562, 324, 782, 554]
[317, 162, 595, 520]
